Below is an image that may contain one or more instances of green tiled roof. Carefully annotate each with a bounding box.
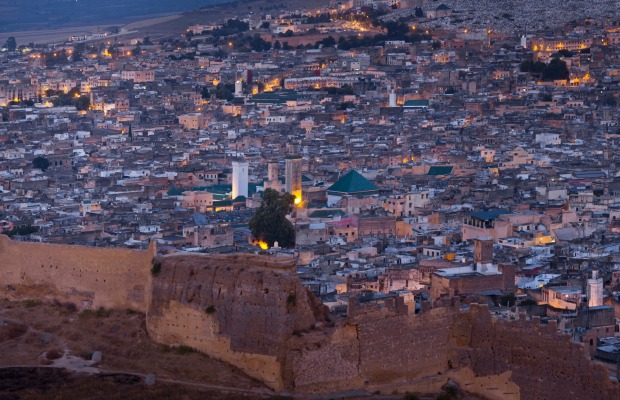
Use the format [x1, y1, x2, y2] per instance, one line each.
[327, 170, 379, 195]
[309, 209, 346, 218]
[403, 100, 430, 108]
[427, 166, 453, 176]
[167, 187, 183, 196]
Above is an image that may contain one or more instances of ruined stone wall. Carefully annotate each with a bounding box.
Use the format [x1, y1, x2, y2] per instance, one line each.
[0, 235, 155, 312]
[0, 237, 618, 399]
[465, 304, 620, 400]
[145, 253, 327, 391]
[288, 304, 620, 399]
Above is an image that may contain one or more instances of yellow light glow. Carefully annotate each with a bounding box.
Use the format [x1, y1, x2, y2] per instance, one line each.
[294, 197, 301, 205]
[258, 241, 269, 250]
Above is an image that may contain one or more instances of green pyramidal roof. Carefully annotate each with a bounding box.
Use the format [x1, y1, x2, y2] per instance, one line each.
[327, 170, 380, 195]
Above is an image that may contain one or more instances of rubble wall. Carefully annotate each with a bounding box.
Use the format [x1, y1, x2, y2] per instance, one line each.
[0, 238, 618, 398]
[289, 304, 620, 399]
[466, 304, 620, 400]
[145, 253, 326, 391]
[0, 235, 155, 312]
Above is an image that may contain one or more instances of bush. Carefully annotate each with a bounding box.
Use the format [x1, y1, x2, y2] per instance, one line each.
[175, 345, 195, 355]
[205, 305, 216, 314]
[22, 299, 42, 308]
[79, 307, 110, 318]
[287, 294, 296, 305]
[151, 261, 162, 276]
[46, 349, 63, 360]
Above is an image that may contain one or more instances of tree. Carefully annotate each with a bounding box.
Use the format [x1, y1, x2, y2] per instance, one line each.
[248, 188, 295, 248]
[601, 93, 617, 107]
[542, 58, 569, 81]
[4, 36, 16, 52]
[74, 95, 90, 111]
[32, 156, 50, 171]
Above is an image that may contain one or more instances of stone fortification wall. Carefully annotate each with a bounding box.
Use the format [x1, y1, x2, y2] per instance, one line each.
[0, 237, 618, 399]
[146, 253, 327, 391]
[464, 304, 620, 400]
[287, 303, 620, 399]
[0, 235, 155, 312]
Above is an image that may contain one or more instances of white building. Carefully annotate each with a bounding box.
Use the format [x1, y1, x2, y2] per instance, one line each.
[232, 160, 249, 199]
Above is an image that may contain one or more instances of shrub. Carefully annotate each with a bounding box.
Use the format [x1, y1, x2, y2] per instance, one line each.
[520, 299, 538, 306]
[46, 349, 63, 360]
[79, 307, 110, 318]
[151, 261, 162, 276]
[175, 345, 195, 355]
[205, 305, 216, 314]
[287, 294, 296, 305]
[22, 299, 41, 308]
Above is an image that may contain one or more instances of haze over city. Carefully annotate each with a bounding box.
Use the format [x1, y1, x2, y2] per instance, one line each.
[0, 0, 620, 399]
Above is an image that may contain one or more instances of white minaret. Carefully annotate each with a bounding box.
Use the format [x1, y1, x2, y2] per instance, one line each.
[235, 80, 243, 96]
[232, 160, 248, 199]
[520, 35, 527, 49]
[389, 88, 397, 107]
[587, 270, 603, 307]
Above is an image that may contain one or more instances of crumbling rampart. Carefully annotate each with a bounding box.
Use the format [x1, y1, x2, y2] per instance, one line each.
[146, 253, 327, 391]
[0, 235, 155, 312]
[0, 235, 618, 398]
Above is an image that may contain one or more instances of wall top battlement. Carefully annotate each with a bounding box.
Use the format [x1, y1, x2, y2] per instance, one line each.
[159, 252, 296, 270]
[0, 234, 155, 312]
[0, 234, 157, 257]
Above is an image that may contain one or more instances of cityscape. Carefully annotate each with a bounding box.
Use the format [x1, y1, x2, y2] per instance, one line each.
[1, 0, 620, 399]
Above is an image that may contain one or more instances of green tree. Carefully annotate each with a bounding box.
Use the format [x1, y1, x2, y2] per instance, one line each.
[601, 93, 617, 107]
[249, 188, 295, 248]
[542, 58, 569, 81]
[74, 95, 90, 111]
[32, 156, 50, 171]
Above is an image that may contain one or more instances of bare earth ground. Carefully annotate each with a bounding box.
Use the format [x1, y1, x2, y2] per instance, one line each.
[0, 0, 328, 45]
[0, 298, 272, 400]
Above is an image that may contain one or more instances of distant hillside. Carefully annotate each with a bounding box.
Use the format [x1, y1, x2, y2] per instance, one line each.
[0, 0, 233, 32]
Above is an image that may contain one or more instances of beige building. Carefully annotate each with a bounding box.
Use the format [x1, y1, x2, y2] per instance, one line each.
[382, 191, 431, 217]
[178, 113, 205, 130]
[120, 70, 155, 83]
